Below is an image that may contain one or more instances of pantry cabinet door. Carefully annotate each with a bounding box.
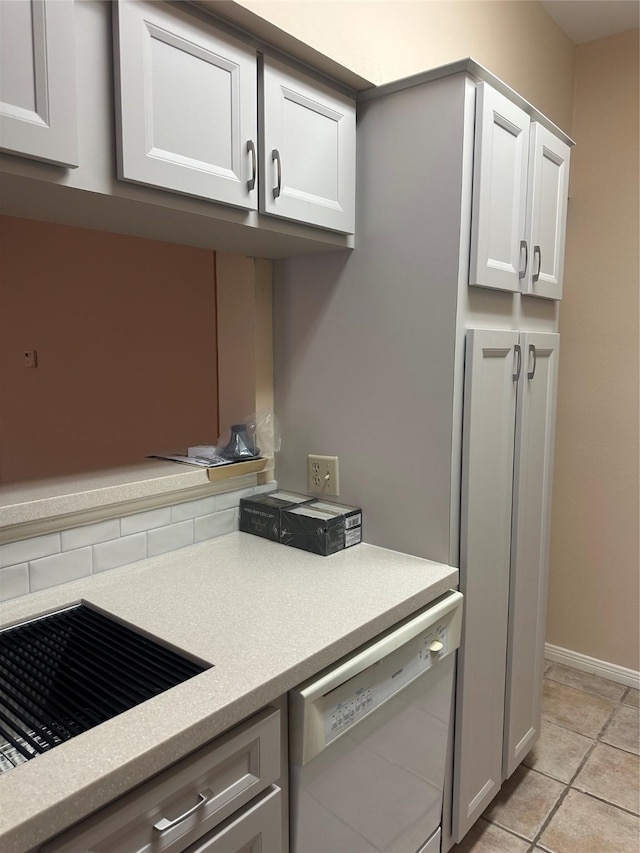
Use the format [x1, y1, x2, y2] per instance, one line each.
[113, 0, 258, 209]
[503, 332, 560, 778]
[0, 0, 78, 167]
[260, 56, 355, 233]
[524, 125, 571, 300]
[453, 329, 519, 842]
[469, 83, 530, 293]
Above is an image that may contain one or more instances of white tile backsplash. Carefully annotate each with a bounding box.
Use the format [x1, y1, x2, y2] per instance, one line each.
[30, 548, 92, 592]
[120, 507, 172, 536]
[0, 533, 61, 569]
[148, 520, 194, 557]
[0, 564, 30, 602]
[171, 496, 216, 522]
[215, 487, 255, 512]
[0, 481, 276, 601]
[195, 509, 236, 542]
[93, 534, 147, 573]
[61, 519, 120, 551]
[253, 483, 279, 496]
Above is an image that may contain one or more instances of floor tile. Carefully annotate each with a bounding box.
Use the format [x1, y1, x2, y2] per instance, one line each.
[538, 790, 640, 853]
[623, 687, 639, 709]
[524, 719, 593, 783]
[572, 742, 640, 814]
[545, 663, 627, 702]
[482, 765, 564, 841]
[451, 818, 530, 852]
[601, 704, 640, 755]
[542, 679, 615, 738]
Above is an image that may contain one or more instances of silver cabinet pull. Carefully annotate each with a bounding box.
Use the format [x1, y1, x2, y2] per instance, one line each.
[519, 240, 528, 280]
[532, 245, 542, 283]
[527, 344, 537, 380]
[153, 788, 214, 832]
[272, 148, 282, 198]
[513, 344, 522, 381]
[247, 140, 257, 191]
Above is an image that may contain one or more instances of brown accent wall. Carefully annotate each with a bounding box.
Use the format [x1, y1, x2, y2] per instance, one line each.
[0, 216, 218, 482]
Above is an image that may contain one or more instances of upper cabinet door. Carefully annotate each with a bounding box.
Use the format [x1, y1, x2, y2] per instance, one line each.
[113, 0, 258, 210]
[260, 57, 356, 233]
[469, 83, 530, 293]
[524, 125, 570, 300]
[0, 0, 78, 167]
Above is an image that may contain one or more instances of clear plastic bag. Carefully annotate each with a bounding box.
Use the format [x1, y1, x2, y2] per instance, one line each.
[215, 411, 281, 461]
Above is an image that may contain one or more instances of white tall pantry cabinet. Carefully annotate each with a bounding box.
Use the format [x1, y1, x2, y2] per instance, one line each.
[273, 61, 571, 848]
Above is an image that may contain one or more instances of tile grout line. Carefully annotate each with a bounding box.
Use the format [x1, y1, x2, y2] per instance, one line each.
[545, 668, 631, 705]
[526, 681, 632, 850]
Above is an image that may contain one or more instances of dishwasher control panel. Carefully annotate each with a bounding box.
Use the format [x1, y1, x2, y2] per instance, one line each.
[324, 622, 450, 743]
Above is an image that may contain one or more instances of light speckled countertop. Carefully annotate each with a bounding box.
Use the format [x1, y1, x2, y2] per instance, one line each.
[0, 532, 457, 853]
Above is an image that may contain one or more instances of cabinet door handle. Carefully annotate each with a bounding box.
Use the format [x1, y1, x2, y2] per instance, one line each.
[519, 240, 528, 280]
[247, 140, 257, 191]
[532, 245, 542, 283]
[513, 344, 522, 381]
[272, 148, 282, 198]
[527, 344, 537, 380]
[153, 788, 214, 832]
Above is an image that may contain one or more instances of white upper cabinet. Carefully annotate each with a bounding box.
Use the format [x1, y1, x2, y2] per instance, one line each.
[469, 83, 530, 294]
[260, 57, 356, 234]
[0, 0, 78, 167]
[470, 83, 570, 301]
[524, 126, 571, 300]
[113, 0, 258, 210]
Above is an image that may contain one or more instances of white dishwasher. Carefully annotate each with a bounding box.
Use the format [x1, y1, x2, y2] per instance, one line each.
[289, 590, 462, 853]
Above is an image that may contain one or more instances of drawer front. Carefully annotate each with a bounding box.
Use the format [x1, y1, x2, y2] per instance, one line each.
[184, 786, 282, 853]
[43, 708, 280, 853]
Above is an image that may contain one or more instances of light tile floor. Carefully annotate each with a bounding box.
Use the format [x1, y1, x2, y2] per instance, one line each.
[451, 663, 640, 853]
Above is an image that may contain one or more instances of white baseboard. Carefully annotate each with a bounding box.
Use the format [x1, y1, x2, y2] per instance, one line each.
[545, 643, 640, 690]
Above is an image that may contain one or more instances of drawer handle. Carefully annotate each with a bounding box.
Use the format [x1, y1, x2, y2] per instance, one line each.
[153, 788, 214, 833]
[272, 148, 282, 198]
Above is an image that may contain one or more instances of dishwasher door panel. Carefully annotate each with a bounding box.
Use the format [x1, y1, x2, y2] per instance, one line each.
[289, 592, 463, 853]
[291, 655, 455, 853]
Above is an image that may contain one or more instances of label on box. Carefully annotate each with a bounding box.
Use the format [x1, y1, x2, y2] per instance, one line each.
[345, 527, 362, 547]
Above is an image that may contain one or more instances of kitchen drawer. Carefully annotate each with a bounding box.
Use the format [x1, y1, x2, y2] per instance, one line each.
[183, 785, 282, 853]
[43, 707, 280, 853]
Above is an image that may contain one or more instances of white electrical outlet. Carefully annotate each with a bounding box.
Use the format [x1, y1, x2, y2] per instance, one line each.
[308, 454, 340, 496]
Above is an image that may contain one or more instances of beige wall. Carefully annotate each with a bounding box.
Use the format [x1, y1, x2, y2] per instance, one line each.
[0, 217, 218, 482]
[234, 0, 575, 129]
[547, 30, 640, 670]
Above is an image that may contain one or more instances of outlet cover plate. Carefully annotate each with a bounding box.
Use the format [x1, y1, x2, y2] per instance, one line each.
[308, 454, 339, 496]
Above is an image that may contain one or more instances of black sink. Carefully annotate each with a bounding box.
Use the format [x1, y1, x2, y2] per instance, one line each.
[0, 604, 209, 774]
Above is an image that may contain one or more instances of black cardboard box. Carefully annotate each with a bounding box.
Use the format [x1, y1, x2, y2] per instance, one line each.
[239, 491, 311, 541]
[281, 500, 362, 556]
